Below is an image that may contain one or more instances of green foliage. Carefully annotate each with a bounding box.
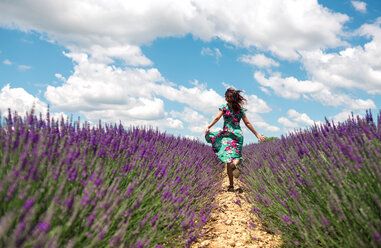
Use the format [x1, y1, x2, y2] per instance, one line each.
[0, 112, 222, 247]
[242, 113, 381, 247]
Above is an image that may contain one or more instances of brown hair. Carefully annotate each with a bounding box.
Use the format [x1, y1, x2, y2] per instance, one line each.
[225, 88, 247, 113]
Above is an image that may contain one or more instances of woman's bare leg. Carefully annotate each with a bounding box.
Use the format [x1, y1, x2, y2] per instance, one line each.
[226, 163, 234, 187]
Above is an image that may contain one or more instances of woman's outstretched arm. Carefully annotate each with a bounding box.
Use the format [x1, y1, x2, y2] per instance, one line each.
[205, 110, 223, 134]
[242, 114, 266, 142]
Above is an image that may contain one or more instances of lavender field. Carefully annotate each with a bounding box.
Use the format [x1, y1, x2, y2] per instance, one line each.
[1, 109, 380, 248]
[242, 111, 381, 247]
[0, 110, 223, 247]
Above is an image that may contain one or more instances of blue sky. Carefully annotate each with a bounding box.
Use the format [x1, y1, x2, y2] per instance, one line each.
[0, 0, 380, 144]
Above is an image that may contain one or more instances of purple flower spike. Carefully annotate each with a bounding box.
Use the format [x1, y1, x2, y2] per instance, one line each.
[37, 222, 50, 232]
[23, 198, 34, 210]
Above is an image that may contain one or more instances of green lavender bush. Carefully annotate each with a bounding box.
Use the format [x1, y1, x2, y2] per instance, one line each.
[242, 111, 381, 247]
[0, 110, 223, 247]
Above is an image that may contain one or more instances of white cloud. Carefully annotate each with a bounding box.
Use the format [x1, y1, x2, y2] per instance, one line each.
[293, 19, 381, 95]
[124, 97, 165, 120]
[50, 111, 68, 121]
[330, 111, 353, 123]
[154, 83, 224, 115]
[201, 47, 222, 62]
[43, 51, 222, 133]
[82, 44, 152, 66]
[310, 89, 376, 110]
[170, 107, 209, 134]
[255, 71, 376, 111]
[244, 94, 272, 113]
[278, 117, 298, 128]
[18, 65, 32, 70]
[0, 84, 48, 117]
[238, 54, 279, 68]
[259, 86, 271, 95]
[55, 73, 66, 82]
[277, 109, 322, 132]
[254, 71, 325, 99]
[254, 121, 280, 132]
[244, 111, 280, 133]
[351, 1, 367, 13]
[167, 118, 184, 130]
[0, 0, 349, 60]
[222, 82, 235, 89]
[45, 52, 165, 117]
[201, 47, 213, 56]
[287, 109, 315, 126]
[329, 110, 370, 124]
[3, 59, 12, 65]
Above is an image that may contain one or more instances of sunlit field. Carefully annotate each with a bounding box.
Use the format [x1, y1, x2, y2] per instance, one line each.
[242, 110, 381, 247]
[0, 109, 380, 247]
[0, 110, 222, 247]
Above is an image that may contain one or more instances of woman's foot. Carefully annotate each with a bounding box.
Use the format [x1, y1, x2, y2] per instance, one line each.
[227, 185, 234, 192]
[231, 159, 241, 178]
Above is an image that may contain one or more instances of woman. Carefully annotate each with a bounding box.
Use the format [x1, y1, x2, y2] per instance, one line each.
[205, 88, 266, 192]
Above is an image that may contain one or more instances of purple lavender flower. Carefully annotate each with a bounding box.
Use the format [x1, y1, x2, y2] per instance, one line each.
[23, 198, 34, 210]
[37, 222, 50, 232]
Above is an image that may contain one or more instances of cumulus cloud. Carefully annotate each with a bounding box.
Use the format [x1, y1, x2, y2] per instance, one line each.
[0, 0, 349, 60]
[278, 117, 299, 128]
[287, 109, 315, 126]
[167, 118, 184, 130]
[43, 51, 222, 134]
[277, 109, 322, 132]
[255, 71, 376, 111]
[244, 94, 272, 113]
[238, 54, 279, 68]
[154, 83, 224, 115]
[170, 107, 209, 134]
[45, 51, 164, 117]
[351, 1, 367, 13]
[0, 84, 47, 117]
[291, 19, 381, 96]
[254, 71, 325, 99]
[244, 111, 280, 133]
[310, 89, 376, 110]
[81, 44, 152, 66]
[254, 121, 280, 132]
[253, 18, 380, 122]
[330, 111, 354, 123]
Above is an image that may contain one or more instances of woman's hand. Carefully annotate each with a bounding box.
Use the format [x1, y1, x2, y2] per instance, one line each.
[257, 133, 266, 142]
[205, 126, 210, 135]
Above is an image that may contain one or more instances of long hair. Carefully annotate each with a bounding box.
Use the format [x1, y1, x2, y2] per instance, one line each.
[225, 88, 247, 112]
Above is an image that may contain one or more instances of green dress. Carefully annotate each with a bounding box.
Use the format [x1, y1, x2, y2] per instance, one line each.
[205, 103, 246, 163]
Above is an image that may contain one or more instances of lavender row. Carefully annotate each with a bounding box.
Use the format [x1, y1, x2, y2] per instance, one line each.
[241, 110, 381, 247]
[0, 110, 223, 247]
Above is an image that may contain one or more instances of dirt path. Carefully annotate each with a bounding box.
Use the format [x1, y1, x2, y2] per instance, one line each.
[191, 174, 282, 248]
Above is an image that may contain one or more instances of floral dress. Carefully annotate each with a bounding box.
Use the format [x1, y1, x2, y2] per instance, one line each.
[205, 103, 246, 163]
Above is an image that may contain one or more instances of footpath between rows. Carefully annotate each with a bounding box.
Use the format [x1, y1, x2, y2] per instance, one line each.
[191, 173, 282, 248]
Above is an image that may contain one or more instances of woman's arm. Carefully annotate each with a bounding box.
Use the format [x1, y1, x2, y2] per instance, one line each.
[242, 114, 266, 142]
[205, 110, 223, 134]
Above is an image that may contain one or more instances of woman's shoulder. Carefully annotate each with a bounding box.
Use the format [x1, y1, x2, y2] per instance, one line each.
[219, 103, 228, 111]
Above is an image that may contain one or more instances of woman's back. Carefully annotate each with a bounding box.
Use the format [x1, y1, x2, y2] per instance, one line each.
[220, 103, 245, 130]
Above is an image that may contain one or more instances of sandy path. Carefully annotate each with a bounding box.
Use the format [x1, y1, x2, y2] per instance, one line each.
[191, 174, 282, 248]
